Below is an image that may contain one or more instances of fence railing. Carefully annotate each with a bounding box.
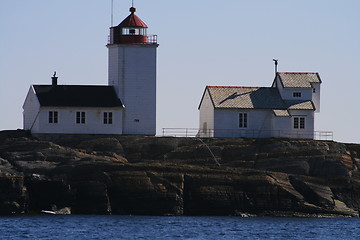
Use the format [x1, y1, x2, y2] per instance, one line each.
[162, 128, 200, 137]
[162, 128, 333, 141]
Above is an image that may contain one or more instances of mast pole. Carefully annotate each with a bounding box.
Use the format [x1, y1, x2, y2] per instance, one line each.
[111, 0, 114, 26]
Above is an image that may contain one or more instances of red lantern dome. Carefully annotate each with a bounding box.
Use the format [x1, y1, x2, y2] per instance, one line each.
[109, 7, 157, 45]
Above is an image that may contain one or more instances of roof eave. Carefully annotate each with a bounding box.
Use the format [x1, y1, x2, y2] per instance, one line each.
[316, 72, 323, 84]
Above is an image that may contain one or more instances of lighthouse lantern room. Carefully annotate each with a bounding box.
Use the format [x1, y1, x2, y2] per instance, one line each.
[109, 7, 157, 45]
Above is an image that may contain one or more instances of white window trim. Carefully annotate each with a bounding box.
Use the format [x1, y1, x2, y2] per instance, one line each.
[76, 111, 86, 124]
[48, 111, 58, 124]
[293, 116, 306, 129]
[103, 112, 113, 125]
[239, 112, 248, 129]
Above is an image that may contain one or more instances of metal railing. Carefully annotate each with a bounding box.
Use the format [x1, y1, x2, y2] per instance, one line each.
[162, 128, 200, 137]
[108, 34, 157, 45]
[147, 35, 157, 44]
[162, 128, 333, 141]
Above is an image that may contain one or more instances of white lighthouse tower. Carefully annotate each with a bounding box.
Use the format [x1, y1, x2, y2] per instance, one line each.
[107, 6, 158, 135]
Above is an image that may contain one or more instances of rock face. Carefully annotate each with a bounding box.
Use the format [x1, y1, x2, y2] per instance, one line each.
[0, 130, 360, 217]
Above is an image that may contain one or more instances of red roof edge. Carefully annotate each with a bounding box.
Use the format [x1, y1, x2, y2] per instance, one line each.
[207, 86, 262, 89]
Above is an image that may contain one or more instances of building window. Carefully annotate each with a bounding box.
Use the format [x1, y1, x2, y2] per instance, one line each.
[313, 88, 316, 93]
[76, 112, 86, 124]
[49, 111, 58, 124]
[103, 112, 113, 124]
[239, 113, 248, 128]
[293, 92, 302, 97]
[293, 116, 305, 129]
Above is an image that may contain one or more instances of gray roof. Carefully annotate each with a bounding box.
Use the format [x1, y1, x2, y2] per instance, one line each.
[277, 72, 321, 88]
[273, 110, 290, 117]
[202, 86, 314, 111]
[285, 100, 315, 110]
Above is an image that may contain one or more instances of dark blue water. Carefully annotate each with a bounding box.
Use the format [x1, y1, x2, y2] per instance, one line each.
[0, 216, 359, 240]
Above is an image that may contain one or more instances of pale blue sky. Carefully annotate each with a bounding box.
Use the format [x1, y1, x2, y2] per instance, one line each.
[1, 1, 359, 143]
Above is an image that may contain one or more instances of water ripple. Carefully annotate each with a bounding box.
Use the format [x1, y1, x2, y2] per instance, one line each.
[0, 216, 359, 240]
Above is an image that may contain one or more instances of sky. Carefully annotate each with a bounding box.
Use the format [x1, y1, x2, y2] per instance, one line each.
[1, 0, 359, 143]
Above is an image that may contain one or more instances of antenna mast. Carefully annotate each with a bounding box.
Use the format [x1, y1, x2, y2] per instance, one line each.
[111, 0, 114, 26]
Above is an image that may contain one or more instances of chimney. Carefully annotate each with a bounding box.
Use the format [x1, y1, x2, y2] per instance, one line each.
[273, 59, 279, 76]
[51, 71, 58, 86]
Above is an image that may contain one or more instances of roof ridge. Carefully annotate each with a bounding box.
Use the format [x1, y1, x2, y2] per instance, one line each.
[33, 84, 111, 87]
[207, 86, 263, 89]
[278, 72, 318, 74]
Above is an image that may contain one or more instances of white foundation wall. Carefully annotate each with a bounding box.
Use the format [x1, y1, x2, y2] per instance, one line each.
[108, 44, 157, 135]
[289, 110, 315, 137]
[198, 90, 214, 137]
[212, 109, 315, 139]
[23, 86, 40, 130]
[271, 110, 314, 139]
[213, 109, 273, 138]
[271, 115, 292, 137]
[30, 107, 123, 134]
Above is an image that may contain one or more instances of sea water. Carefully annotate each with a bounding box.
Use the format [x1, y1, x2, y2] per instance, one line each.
[0, 215, 359, 240]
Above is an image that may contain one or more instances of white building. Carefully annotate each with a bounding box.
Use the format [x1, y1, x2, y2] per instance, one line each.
[198, 72, 322, 139]
[23, 82, 124, 134]
[23, 6, 158, 136]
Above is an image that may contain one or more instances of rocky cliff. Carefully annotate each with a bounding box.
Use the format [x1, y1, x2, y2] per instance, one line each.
[0, 130, 359, 217]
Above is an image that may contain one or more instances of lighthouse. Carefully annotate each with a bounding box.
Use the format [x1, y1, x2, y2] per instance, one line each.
[107, 6, 158, 135]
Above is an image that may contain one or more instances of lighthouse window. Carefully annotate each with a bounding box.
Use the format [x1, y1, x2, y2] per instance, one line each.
[122, 28, 146, 35]
[140, 28, 147, 35]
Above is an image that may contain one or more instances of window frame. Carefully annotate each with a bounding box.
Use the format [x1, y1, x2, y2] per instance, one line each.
[239, 112, 248, 128]
[48, 111, 58, 124]
[103, 112, 113, 124]
[76, 111, 86, 124]
[293, 116, 306, 129]
[293, 92, 302, 98]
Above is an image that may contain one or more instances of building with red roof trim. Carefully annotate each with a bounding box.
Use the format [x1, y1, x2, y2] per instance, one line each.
[198, 72, 322, 139]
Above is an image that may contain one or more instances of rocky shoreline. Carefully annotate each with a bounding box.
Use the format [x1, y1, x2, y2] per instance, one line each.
[0, 130, 359, 217]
